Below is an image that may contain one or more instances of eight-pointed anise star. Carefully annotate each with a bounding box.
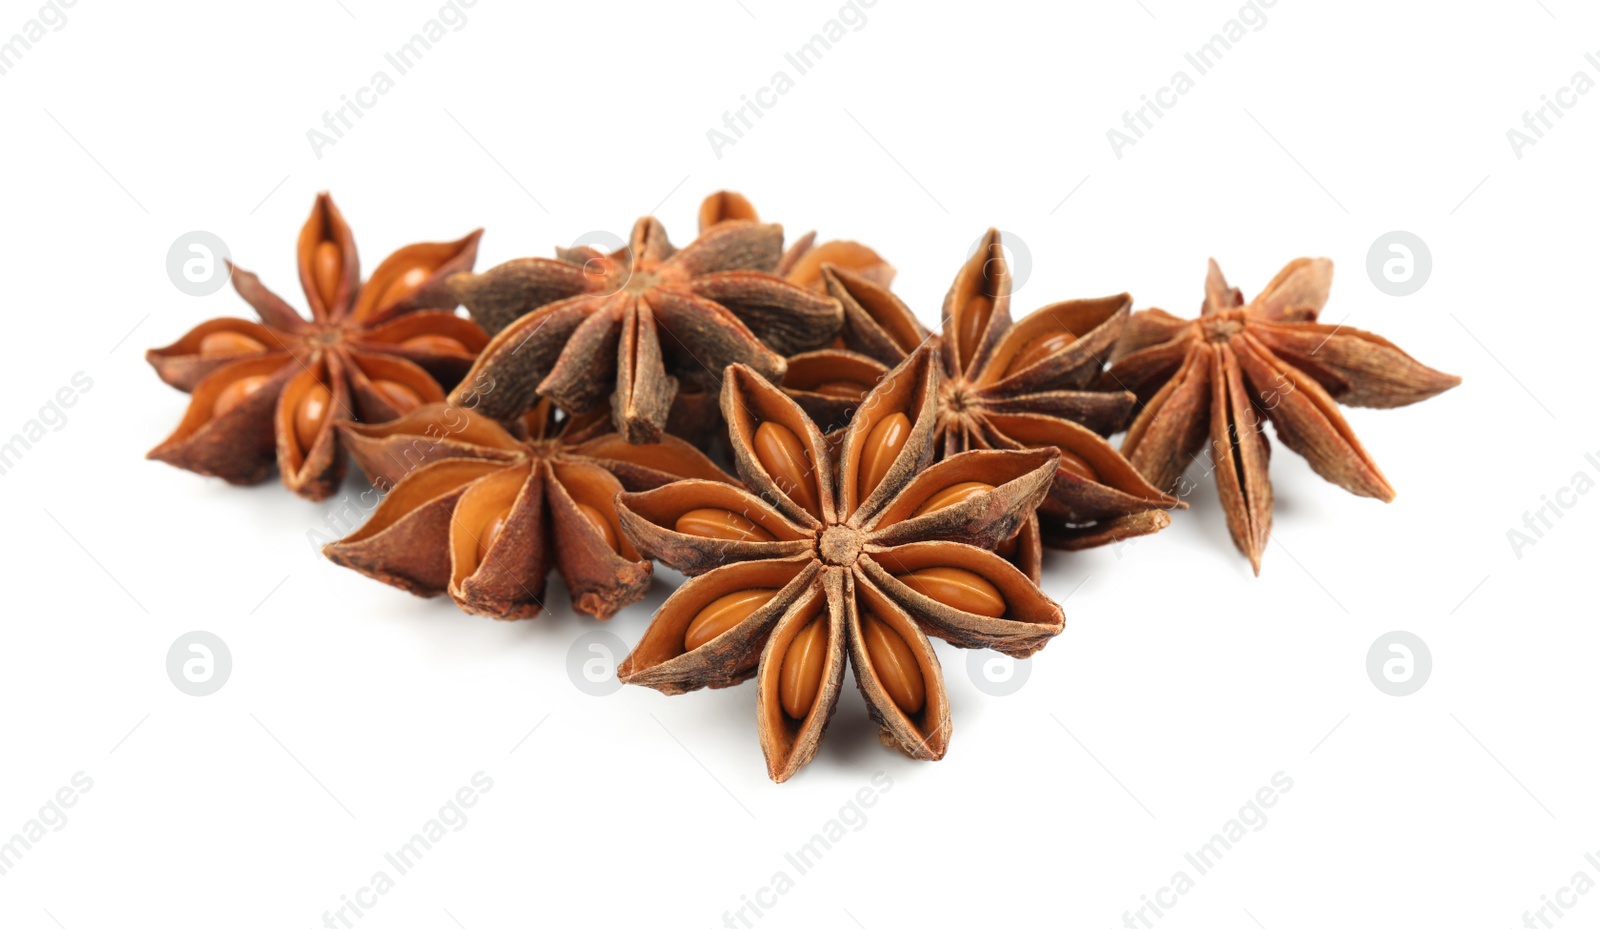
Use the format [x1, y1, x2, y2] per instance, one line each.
[446, 212, 842, 445]
[147, 193, 485, 500]
[1102, 257, 1462, 573]
[614, 347, 1065, 782]
[782, 230, 1181, 550]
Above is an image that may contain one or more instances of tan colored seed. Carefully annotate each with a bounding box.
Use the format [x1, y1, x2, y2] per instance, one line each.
[312, 241, 342, 310]
[911, 480, 995, 518]
[399, 334, 468, 354]
[860, 613, 925, 715]
[199, 331, 266, 357]
[779, 616, 828, 720]
[857, 412, 910, 503]
[576, 502, 618, 552]
[896, 566, 1006, 617]
[811, 379, 869, 399]
[212, 374, 269, 419]
[375, 265, 431, 310]
[958, 293, 994, 368]
[684, 588, 779, 652]
[477, 507, 511, 564]
[674, 508, 776, 543]
[372, 379, 422, 415]
[294, 383, 333, 452]
[753, 421, 819, 518]
[1005, 330, 1079, 377]
[1059, 451, 1098, 483]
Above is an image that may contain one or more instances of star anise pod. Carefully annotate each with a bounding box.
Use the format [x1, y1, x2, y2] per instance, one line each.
[783, 230, 1180, 550]
[446, 206, 843, 445]
[1102, 258, 1462, 573]
[324, 400, 734, 620]
[614, 347, 1065, 782]
[147, 193, 485, 500]
[697, 190, 895, 293]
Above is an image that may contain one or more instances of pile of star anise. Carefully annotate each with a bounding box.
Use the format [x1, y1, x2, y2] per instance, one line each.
[146, 191, 1458, 781]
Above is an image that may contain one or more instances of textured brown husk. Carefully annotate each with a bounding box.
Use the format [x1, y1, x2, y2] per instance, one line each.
[615, 346, 1065, 782]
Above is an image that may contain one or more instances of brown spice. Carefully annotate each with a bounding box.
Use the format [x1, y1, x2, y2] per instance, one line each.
[324, 400, 736, 619]
[1102, 258, 1461, 573]
[146, 193, 485, 500]
[614, 346, 1065, 782]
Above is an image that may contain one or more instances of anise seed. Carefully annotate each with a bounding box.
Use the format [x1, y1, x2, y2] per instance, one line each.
[199, 331, 266, 356]
[912, 480, 993, 517]
[1005, 331, 1078, 377]
[212, 374, 269, 419]
[399, 334, 469, 354]
[1059, 451, 1098, 483]
[861, 613, 924, 714]
[577, 502, 618, 553]
[295, 383, 333, 451]
[857, 412, 910, 502]
[674, 507, 776, 543]
[376, 265, 431, 309]
[958, 294, 993, 369]
[753, 421, 819, 518]
[779, 616, 828, 719]
[896, 567, 1005, 617]
[812, 379, 869, 399]
[312, 241, 342, 310]
[477, 507, 511, 564]
[684, 589, 779, 652]
[372, 379, 423, 414]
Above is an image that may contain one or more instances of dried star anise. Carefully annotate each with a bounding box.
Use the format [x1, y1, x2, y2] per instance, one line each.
[147, 193, 486, 500]
[697, 190, 895, 293]
[614, 347, 1065, 782]
[323, 400, 734, 620]
[784, 229, 1181, 550]
[1102, 258, 1462, 573]
[446, 204, 842, 445]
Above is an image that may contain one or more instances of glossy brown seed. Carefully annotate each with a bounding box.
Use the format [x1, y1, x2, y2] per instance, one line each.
[294, 383, 333, 451]
[477, 507, 510, 564]
[958, 294, 993, 369]
[199, 331, 266, 356]
[753, 421, 819, 518]
[375, 265, 431, 310]
[812, 380, 870, 399]
[312, 241, 342, 310]
[372, 379, 423, 414]
[896, 567, 1006, 617]
[674, 508, 776, 543]
[861, 613, 925, 715]
[995, 533, 1019, 559]
[911, 480, 994, 517]
[857, 412, 910, 503]
[399, 334, 469, 354]
[684, 588, 779, 652]
[1005, 330, 1078, 377]
[1059, 450, 1098, 483]
[577, 502, 618, 552]
[212, 374, 269, 419]
[779, 617, 828, 720]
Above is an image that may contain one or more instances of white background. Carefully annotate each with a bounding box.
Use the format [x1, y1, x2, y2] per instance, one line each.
[1, 1, 1595, 927]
